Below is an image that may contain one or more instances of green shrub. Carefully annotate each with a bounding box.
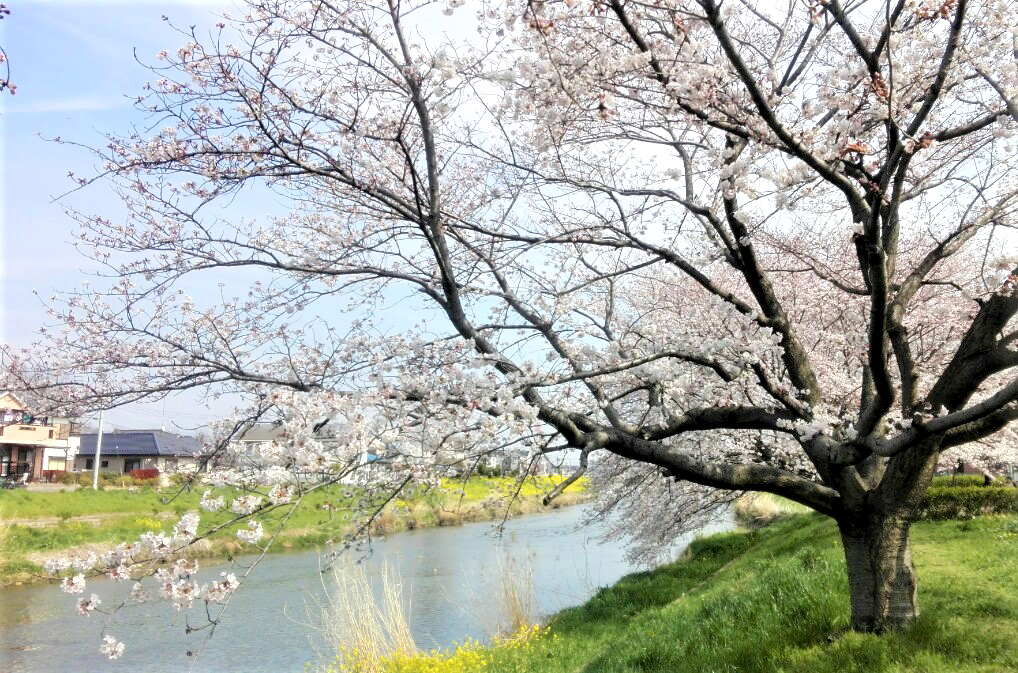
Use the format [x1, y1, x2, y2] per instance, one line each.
[931, 474, 1000, 488]
[918, 482, 1018, 520]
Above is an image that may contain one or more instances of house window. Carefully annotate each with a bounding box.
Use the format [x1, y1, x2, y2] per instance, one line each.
[85, 458, 94, 470]
[101, 460, 109, 468]
[124, 459, 141, 472]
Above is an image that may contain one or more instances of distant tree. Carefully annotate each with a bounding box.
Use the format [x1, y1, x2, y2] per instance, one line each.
[4, 0, 1018, 656]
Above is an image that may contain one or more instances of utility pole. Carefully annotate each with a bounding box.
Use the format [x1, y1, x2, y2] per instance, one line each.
[92, 410, 105, 490]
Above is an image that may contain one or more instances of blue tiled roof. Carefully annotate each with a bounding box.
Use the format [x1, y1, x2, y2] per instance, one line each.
[77, 430, 202, 457]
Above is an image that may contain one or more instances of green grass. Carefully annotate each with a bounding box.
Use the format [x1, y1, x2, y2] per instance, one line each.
[366, 513, 1018, 673]
[0, 476, 582, 520]
[0, 486, 190, 519]
[0, 476, 588, 585]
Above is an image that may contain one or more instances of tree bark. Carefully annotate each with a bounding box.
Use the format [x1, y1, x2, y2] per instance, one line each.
[838, 515, 918, 632]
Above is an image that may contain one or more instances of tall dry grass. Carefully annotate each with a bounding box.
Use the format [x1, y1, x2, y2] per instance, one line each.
[310, 560, 418, 673]
[733, 493, 810, 528]
[494, 552, 537, 637]
[407, 502, 432, 529]
[466, 549, 539, 640]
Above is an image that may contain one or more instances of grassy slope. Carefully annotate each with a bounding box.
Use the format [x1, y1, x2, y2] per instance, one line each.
[403, 513, 1018, 673]
[0, 477, 588, 585]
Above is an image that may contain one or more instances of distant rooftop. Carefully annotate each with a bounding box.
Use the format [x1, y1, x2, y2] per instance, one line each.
[77, 430, 202, 457]
[0, 391, 30, 411]
[237, 423, 286, 443]
[238, 420, 340, 443]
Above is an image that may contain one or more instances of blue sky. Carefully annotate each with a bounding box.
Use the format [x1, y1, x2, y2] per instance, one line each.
[1, 1, 236, 430]
[1, 1, 450, 432]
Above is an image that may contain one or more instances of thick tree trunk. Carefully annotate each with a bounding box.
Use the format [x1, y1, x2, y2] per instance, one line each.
[838, 515, 918, 633]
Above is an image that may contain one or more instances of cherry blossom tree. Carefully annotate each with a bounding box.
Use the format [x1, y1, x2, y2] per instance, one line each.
[4, 0, 1018, 650]
[0, 3, 15, 95]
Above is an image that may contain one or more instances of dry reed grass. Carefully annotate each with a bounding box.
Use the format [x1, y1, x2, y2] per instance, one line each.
[364, 489, 593, 537]
[733, 493, 810, 528]
[465, 549, 539, 639]
[310, 560, 418, 673]
[494, 553, 537, 636]
[407, 502, 431, 529]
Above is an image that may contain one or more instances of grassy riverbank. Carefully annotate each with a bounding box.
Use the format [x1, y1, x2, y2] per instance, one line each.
[0, 477, 589, 586]
[342, 512, 1018, 673]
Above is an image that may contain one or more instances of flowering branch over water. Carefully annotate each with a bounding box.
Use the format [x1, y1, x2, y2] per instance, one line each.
[4, 0, 1018, 649]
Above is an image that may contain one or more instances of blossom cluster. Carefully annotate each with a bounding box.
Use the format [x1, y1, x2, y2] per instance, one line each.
[4, 0, 1018, 659]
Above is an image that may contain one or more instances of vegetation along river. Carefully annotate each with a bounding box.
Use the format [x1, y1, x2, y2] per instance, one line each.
[0, 504, 731, 672]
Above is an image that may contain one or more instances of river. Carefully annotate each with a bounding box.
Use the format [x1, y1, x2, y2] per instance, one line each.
[0, 505, 730, 672]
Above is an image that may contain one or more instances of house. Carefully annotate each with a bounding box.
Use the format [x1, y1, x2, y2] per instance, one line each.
[232, 422, 287, 453]
[74, 430, 204, 477]
[233, 421, 384, 484]
[495, 448, 562, 477]
[0, 391, 79, 483]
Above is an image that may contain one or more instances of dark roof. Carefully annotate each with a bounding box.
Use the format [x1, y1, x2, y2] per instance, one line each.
[77, 430, 202, 457]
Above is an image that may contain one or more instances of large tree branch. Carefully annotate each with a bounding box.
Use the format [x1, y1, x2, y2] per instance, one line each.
[940, 406, 1018, 448]
[871, 374, 1018, 457]
[927, 269, 1018, 411]
[641, 405, 799, 440]
[606, 431, 840, 515]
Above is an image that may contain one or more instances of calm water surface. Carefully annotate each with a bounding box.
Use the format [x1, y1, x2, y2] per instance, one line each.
[0, 505, 730, 673]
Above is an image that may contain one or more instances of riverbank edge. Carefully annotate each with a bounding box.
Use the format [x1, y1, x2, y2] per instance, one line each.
[351, 512, 1018, 673]
[0, 491, 592, 588]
